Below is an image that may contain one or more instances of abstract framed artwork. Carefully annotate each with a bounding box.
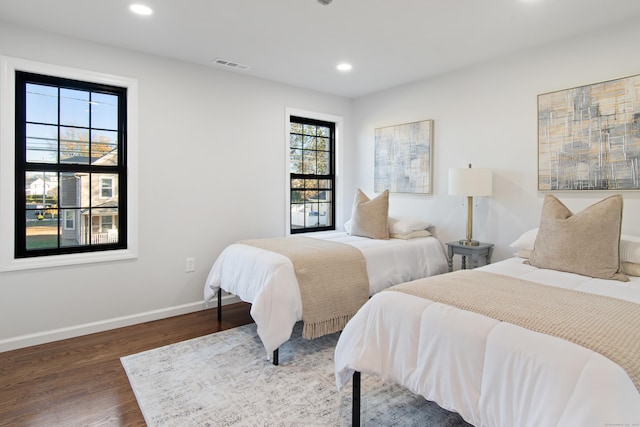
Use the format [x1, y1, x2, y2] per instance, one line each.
[538, 74, 640, 191]
[374, 119, 433, 194]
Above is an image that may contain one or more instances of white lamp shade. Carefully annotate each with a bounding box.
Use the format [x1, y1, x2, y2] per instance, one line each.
[448, 167, 493, 196]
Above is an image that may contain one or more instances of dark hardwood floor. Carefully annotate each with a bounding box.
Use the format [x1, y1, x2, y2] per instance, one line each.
[0, 302, 253, 426]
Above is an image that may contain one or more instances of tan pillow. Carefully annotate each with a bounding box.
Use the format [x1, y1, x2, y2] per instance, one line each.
[350, 189, 389, 239]
[527, 194, 628, 282]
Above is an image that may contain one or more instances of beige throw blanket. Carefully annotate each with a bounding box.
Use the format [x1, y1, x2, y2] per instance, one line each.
[239, 237, 369, 340]
[389, 270, 640, 393]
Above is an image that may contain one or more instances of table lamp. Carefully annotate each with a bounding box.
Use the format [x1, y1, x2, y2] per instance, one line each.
[448, 164, 492, 246]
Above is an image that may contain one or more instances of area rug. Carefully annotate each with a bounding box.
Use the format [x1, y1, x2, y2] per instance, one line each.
[121, 322, 471, 426]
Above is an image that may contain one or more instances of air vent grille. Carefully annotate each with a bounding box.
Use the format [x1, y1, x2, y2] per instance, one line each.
[213, 58, 250, 71]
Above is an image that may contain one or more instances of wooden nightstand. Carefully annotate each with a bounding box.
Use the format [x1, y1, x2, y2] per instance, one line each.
[446, 241, 494, 272]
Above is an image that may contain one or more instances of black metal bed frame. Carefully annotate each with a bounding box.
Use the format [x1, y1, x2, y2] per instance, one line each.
[217, 290, 280, 365]
[218, 291, 360, 422]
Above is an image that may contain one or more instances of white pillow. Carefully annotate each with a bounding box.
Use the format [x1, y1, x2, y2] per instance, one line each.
[510, 228, 538, 250]
[390, 229, 432, 240]
[388, 217, 431, 235]
[620, 234, 640, 264]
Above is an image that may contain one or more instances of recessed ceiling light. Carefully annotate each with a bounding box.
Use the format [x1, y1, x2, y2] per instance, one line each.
[337, 63, 352, 72]
[129, 4, 153, 15]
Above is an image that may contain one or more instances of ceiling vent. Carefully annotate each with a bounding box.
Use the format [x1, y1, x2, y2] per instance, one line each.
[213, 58, 250, 71]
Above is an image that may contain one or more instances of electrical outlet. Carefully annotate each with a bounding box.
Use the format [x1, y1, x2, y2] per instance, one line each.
[185, 257, 195, 273]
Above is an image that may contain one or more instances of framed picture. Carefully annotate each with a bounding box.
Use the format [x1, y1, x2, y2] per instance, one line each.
[374, 119, 433, 194]
[538, 74, 640, 191]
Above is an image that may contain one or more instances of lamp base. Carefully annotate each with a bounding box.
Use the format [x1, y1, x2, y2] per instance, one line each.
[459, 239, 480, 246]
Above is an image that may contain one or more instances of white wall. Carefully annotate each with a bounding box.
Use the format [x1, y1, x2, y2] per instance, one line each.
[3, 16, 640, 351]
[0, 22, 354, 350]
[352, 18, 640, 265]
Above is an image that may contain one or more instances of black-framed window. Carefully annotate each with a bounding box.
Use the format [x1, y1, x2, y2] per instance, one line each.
[14, 71, 127, 258]
[289, 116, 335, 233]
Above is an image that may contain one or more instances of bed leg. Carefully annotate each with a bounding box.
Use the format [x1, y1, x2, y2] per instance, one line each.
[272, 349, 279, 366]
[217, 290, 222, 322]
[353, 371, 361, 426]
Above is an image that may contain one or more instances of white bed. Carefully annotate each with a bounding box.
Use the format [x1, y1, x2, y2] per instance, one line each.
[204, 231, 448, 359]
[335, 256, 640, 426]
[334, 194, 640, 427]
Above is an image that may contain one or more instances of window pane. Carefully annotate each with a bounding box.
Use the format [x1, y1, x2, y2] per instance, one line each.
[303, 151, 316, 174]
[291, 179, 304, 189]
[303, 135, 316, 150]
[91, 93, 118, 130]
[304, 179, 318, 189]
[291, 201, 305, 229]
[302, 124, 316, 136]
[290, 122, 302, 134]
[91, 130, 118, 165]
[60, 88, 89, 127]
[317, 151, 330, 175]
[317, 126, 330, 137]
[318, 205, 331, 226]
[26, 84, 58, 125]
[60, 127, 90, 164]
[318, 179, 332, 189]
[306, 202, 319, 227]
[290, 134, 302, 149]
[290, 149, 302, 173]
[26, 123, 58, 163]
[25, 171, 57, 209]
[58, 172, 81, 208]
[317, 137, 330, 151]
[26, 211, 58, 250]
[91, 208, 119, 245]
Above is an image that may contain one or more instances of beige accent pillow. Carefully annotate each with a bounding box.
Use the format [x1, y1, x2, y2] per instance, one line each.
[527, 194, 628, 282]
[350, 189, 389, 239]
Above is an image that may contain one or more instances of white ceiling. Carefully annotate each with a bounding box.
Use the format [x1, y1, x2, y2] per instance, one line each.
[2, 0, 640, 98]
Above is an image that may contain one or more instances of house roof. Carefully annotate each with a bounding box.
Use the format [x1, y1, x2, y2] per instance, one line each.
[1, 0, 640, 98]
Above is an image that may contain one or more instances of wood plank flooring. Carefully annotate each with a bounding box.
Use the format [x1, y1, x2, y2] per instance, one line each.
[0, 303, 253, 426]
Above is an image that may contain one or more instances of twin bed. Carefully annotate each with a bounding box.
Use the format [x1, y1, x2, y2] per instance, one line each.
[335, 194, 640, 426]
[204, 219, 448, 363]
[204, 191, 640, 425]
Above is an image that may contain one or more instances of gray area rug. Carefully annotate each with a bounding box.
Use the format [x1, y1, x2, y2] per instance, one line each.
[121, 322, 471, 426]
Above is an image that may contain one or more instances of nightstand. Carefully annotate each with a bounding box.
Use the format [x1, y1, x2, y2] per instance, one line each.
[446, 241, 494, 272]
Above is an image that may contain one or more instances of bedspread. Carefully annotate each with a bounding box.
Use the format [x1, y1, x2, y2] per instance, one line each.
[204, 232, 448, 355]
[238, 236, 369, 340]
[335, 257, 640, 427]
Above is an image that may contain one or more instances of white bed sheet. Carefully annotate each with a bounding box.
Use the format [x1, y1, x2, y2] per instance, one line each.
[204, 232, 448, 355]
[334, 257, 640, 427]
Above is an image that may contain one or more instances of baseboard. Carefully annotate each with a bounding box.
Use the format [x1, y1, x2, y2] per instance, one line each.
[0, 294, 241, 353]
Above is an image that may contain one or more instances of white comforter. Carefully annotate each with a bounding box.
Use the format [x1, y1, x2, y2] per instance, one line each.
[334, 257, 640, 427]
[204, 232, 448, 355]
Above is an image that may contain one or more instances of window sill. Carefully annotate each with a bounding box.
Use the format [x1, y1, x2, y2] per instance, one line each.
[0, 248, 137, 272]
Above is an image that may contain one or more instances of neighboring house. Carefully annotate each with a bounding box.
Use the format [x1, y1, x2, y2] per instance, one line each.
[59, 150, 119, 245]
[26, 176, 58, 197]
